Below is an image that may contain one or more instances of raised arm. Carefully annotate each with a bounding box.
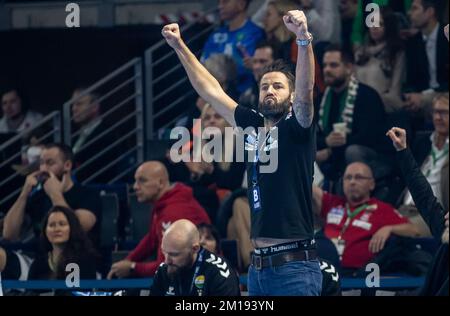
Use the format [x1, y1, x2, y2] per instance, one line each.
[387, 127, 446, 239]
[2, 172, 38, 241]
[162, 23, 238, 127]
[283, 11, 315, 128]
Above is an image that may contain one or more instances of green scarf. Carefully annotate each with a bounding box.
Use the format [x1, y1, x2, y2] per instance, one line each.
[319, 76, 359, 135]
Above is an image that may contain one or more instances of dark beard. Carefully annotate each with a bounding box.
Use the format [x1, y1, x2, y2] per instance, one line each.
[327, 76, 347, 89]
[258, 97, 291, 121]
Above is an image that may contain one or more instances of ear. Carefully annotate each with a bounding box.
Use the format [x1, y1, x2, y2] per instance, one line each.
[192, 244, 201, 253]
[64, 160, 72, 172]
[368, 179, 376, 192]
[290, 92, 295, 104]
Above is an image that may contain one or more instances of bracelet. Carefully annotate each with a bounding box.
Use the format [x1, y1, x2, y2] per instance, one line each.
[296, 32, 313, 46]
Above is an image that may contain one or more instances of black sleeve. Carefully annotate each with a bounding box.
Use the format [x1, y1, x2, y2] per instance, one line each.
[397, 148, 446, 239]
[319, 260, 341, 296]
[234, 105, 263, 130]
[316, 124, 328, 151]
[348, 86, 389, 151]
[208, 268, 241, 296]
[285, 113, 316, 144]
[150, 266, 166, 296]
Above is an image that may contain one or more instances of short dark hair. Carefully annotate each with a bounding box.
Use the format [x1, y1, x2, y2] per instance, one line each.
[324, 44, 354, 65]
[259, 59, 295, 93]
[1, 85, 30, 113]
[255, 39, 283, 61]
[44, 143, 74, 163]
[73, 85, 101, 103]
[420, 0, 442, 16]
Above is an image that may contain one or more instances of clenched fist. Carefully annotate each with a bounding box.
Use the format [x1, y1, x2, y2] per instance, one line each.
[283, 10, 310, 40]
[386, 127, 407, 152]
[162, 23, 183, 49]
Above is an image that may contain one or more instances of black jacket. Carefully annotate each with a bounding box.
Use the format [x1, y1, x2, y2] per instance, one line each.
[150, 248, 240, 296]
[317, 83, 391, 154]
[398, 148, 448, 296]
[405, 28, 449, 92]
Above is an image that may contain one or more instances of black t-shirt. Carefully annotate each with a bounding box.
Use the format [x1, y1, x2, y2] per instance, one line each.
[150, 249, 240, 296]
[234, 105, 316, 240]
[26, 184, 102, 249]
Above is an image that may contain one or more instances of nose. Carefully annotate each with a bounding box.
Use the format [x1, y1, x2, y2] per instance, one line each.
[267, 85, 275, 95]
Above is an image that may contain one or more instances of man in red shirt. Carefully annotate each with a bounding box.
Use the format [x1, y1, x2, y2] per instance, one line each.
[107, 161, 210, 278]
[313, 162, 419, 275]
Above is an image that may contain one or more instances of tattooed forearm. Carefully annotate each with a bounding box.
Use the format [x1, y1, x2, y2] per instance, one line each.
[293, 100, 314, 128]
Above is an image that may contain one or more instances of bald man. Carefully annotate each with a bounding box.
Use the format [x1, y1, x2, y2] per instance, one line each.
[108, 162, 210, 279]
[151, 220, 240, 296]
[313, 162, 419, 276]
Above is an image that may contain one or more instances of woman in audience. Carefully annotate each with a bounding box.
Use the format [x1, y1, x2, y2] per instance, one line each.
[198, 223, 221, 255]
[262, 0, 299, 63]
[355, 7, 406, 113]
[27, 206, 98, 294]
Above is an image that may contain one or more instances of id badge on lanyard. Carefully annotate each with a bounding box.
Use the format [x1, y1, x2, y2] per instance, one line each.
[251, 141, 262, 212]
[332, 238, 346, 258]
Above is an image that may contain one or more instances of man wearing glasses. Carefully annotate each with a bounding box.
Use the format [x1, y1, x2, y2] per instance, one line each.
[400, 93, 449, 217]
[313, 162, 419, 276]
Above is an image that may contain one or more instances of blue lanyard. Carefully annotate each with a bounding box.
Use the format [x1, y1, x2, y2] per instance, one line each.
[188, 248, 204, 295]
[252, 130, 271, 186]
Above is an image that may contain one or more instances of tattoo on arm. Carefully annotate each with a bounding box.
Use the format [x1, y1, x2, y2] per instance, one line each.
[293, 100, 314, 128]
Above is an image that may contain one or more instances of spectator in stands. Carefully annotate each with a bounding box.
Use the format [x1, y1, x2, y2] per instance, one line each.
[201, 0, 265, 95]
[107, 161, 210, 278]
[239, 40, 281, 109]
[355, 7, 406, 113]
[404, 0, 449, 114]
[313, 162, 419, 276]
[316, 44, 393, 182]
[351, 0, 412, 49]
[150, 219, 240, 296]
[26, 206, 98, 294]
[399, 93, 449, 234]
[387, 127, 448, 295]
[0, 143, 101, 281]
[0, 87, 43, 134]
[168, 104, 246, 222]
[173, 54, 238, 133]
[261, 0, 299, 62]
[297, 0, 342, 46]
[70, 86, 118, 183]
[254, 0, 341, 45]
[339, 0, 359, 54]
[198, 223, 221, 255]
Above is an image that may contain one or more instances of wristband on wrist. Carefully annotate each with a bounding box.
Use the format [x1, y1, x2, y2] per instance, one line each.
[296, 32, 313, 46]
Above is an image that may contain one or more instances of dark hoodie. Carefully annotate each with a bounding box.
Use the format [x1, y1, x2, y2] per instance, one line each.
[126, 183, 211, 277]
